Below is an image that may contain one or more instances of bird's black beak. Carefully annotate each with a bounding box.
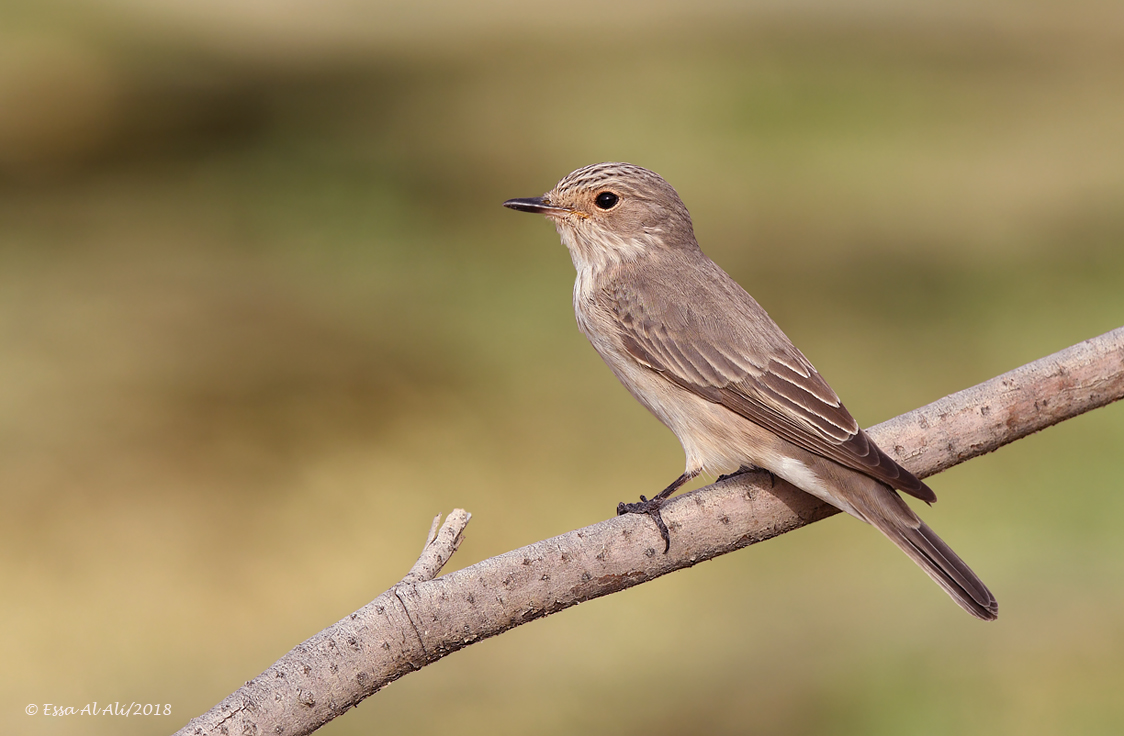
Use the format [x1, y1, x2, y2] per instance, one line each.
[502, 196, 571, 216]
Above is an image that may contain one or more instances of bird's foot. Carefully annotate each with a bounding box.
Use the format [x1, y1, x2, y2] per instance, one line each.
[716, 465, 758, 483]
[616, 471, 696, 553]
[617, 495, 672, 554]
[716, 465, 776, 487]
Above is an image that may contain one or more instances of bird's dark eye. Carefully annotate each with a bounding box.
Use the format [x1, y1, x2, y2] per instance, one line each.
[594, 191, 619, 210]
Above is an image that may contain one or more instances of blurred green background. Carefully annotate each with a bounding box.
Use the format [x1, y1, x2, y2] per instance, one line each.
[2, 1, 1123, 735]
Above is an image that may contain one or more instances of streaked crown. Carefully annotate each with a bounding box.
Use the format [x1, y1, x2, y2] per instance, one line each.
[544, 162, 698, 266]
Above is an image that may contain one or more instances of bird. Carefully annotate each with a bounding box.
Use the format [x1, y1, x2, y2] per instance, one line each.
[502, 162, 997, 621]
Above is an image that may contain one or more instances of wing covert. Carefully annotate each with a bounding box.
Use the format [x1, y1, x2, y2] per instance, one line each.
[608, 279, 934, 501]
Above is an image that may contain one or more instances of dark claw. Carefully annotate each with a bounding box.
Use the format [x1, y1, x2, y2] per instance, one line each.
[616, 471, 695, 554]
[715, 466, 777, 488]
[716, 465, 760, 483]
[617, 496, 672, 553]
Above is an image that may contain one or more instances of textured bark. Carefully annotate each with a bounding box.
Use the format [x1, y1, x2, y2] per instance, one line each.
[176, 326, 1124, 736]
[873, 329, 1124, 477]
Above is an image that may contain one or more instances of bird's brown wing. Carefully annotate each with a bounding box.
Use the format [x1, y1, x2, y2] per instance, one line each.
[605, 265, 935, 502]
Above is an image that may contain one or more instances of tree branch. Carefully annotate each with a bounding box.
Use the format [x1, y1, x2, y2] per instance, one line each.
[175, 326, 1124, 736]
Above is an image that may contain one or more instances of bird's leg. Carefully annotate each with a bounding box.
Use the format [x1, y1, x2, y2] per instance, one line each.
[617, 470, 698, 553]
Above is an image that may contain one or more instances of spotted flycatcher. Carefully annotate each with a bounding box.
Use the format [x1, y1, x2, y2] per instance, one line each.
[504, 162, 996, 620]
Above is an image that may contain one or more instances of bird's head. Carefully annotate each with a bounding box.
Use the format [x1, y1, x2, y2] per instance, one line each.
[504, 162, 698, 270]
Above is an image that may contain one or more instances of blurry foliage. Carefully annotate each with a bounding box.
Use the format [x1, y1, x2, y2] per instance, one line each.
[0, 2, 1122, 736]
